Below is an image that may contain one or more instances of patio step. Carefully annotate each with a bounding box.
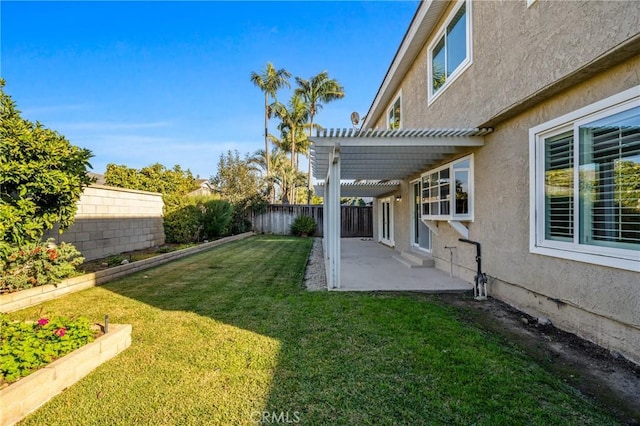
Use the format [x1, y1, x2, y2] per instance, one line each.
[393, 250, 435, 268]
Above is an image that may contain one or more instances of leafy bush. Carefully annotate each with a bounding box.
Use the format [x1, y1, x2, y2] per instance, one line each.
[231, 193, 267, 234]
[0, 79, 94, 251]
[0, 315, 96, 383]
[290, 215, 316, 237]
[202, 200, 233, 238]
[164, 197, 239, 243]
[163, 205, 203, 244]
[0, 239, 84, 294]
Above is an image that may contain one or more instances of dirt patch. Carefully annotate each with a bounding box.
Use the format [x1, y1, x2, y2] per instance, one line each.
[433, 293, 640, 425]
[78, 243, 193, 273]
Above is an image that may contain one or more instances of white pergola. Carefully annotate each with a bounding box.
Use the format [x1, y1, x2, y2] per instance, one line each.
[314, 180, 401, 198]
[310, 127, 492, 289]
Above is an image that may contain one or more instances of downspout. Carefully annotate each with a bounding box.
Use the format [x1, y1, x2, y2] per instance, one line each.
[458, 238, 488, 300]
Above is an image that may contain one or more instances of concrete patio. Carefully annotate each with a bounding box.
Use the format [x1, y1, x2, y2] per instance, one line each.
[335, 238, 474, 292]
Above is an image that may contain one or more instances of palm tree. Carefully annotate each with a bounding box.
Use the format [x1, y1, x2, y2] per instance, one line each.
[250, 62, 291, 201]
[271, 93, 309, 168]
[295, 71, 345, 203]
[271, 94, 310, 203]
[248, 147, 288, 202]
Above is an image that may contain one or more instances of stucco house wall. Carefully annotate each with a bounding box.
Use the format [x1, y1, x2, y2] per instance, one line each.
[366, 1, 639, 362]
[373, 0, 640, 130]
[438, 59, 638, 363]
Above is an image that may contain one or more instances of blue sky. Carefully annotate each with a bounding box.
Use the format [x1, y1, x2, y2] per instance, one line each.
[1, 1, 419, 179]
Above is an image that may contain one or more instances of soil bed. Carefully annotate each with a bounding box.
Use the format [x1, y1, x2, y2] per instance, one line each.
[78, 243, 194, 273]
[434, 293, 640, 425]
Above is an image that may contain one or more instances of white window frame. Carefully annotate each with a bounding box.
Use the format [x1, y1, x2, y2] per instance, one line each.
[421, 154, 474, 222]
[387, 91, 402, 130]
[427, 0, 473, 105]
[529, 86, 640, 272]
[411, 178, 433, 253]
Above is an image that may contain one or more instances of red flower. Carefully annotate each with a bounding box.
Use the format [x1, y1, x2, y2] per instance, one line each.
[54, 327, 66, 337]
[37, 318, 49, 326]
[47, 249, 58, 261]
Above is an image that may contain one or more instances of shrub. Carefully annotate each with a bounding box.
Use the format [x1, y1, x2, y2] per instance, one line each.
[163, 205, 203, 244]
[0, 79, 94, 250]
[163, 196, 238, 243]
[201, 200, 233, 239]
[106, 255, 127, 266]
[0, 239, 84, 294]
[231, 193, 267, 235]
[290, 215, 316, 237]
[0, 315, 96, 383]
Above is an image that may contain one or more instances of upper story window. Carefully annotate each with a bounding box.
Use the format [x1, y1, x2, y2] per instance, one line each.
[530, 86, 640, 271]
[388, 95, 401, 130]
[421, 155, 474, 221]
[428, 0, 472, 103]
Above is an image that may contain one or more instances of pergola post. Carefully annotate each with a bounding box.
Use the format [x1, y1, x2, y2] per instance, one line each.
[323, 167, 331, 287]
[323, 145, 341, 289]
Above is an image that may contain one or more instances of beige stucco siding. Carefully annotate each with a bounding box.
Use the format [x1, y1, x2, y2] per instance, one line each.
[365, 0, 640, 362]
[387, 56, 640, 363]
[473, 59, 640, 359]
[373, 0, 640, 130]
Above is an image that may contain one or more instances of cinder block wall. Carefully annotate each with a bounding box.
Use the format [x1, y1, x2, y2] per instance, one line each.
[44, 185, 165, 260]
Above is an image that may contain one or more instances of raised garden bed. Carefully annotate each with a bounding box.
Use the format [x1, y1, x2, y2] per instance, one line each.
[0, 232, 254, 313]
[0, 323, 132, 426]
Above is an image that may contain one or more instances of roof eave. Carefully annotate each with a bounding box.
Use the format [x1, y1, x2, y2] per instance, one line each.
[362, 0, 449, 129]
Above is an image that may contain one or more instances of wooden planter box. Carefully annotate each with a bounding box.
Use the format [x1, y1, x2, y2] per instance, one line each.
[0, 324, 132, 426]
[0, 232, 254, 313]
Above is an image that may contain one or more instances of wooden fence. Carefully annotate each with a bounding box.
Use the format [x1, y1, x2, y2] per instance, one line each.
[250, 205, 373, 237]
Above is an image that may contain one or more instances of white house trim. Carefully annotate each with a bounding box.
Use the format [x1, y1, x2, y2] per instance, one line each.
[528, 85, 640, 272]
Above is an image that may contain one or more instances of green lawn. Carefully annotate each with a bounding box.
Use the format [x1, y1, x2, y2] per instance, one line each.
[8, 235, 618, 425]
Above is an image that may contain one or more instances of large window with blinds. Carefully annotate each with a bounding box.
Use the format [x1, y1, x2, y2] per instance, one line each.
[530, 87, 639, 271]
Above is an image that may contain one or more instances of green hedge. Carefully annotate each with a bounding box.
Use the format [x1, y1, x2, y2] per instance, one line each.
[163, 198, 234, 244]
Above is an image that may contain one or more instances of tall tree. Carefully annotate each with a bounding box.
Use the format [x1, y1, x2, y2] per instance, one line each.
[104, 163, 200, 213]
[104, 163, 198, 196]
[211, 150, 262, 205]
[271, 93, 309, 168]
[250, 62, 291, 200]
[295, 71, 345, 203]
[0, 79, 94, 249]
[271, 94, 310, 203]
